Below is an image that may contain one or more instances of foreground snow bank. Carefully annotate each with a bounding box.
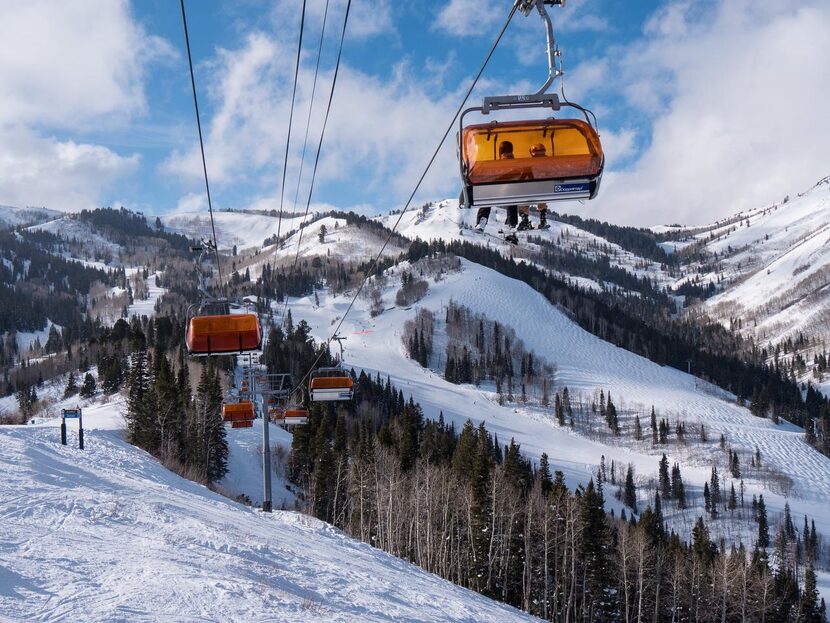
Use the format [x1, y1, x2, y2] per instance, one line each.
[0, 421, 535, 622]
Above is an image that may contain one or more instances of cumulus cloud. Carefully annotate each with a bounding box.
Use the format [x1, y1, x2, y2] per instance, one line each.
[162, 32, 469, 212]
[590, 0, 830, 226]
[0, 0, 170, 211]
[0, 0, 172, 129]
[0, 127, 139, 212]
[433, 0, 501, 37]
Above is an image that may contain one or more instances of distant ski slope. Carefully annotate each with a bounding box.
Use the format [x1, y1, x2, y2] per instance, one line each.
[0, 407, 536, 622]
[702, 176, 830, 347]
[287, 259, 830, 548]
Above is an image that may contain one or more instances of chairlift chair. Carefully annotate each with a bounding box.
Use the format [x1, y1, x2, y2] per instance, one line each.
[309, 367, 354, 402]
[185, 299, 263, 357]
[458, 0, 604, 209]
[283, 408, 309, 426]
[222, 401, 255, 424]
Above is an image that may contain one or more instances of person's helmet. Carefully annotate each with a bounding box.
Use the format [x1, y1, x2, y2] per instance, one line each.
[530, 143, 547, 156]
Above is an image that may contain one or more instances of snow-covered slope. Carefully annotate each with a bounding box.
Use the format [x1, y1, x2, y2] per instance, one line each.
[0, 205, 61, 228]
[162, 211, 312, 252]
[0, 407, 536, 622]
[379, 199, 678, 293]
[284, 259, 830, 545]
[266, 216, 407, 264]
[701, 176, 830, 347]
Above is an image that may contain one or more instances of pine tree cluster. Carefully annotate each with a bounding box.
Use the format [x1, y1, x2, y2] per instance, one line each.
[285, 369, 822, 621]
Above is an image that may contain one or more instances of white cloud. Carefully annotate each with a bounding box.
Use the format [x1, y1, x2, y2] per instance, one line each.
[589, 0, 830, 226]
[0, 0, 173, 129]
[162, 31, 468, 212]
[268, 0, 395, 41]
[346, 0, 395, 39]
[0, 0, 171, 212]
[173, 192, 208, 216]
[0, 126, 139, 212]
[433, 0, 501, 37]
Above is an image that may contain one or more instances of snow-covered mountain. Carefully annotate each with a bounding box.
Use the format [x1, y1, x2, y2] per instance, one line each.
[0, 204, 61, 228]
[698, 176, 830, 349]
[5, 183, 830, 615]
[0, 406, 536, 622]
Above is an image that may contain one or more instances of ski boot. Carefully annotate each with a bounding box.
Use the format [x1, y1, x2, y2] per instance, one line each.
[517, 214, 533, 231]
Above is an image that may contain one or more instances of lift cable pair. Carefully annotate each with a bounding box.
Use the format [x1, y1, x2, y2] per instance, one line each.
[281, 0, 353, 324]
[287, 0, 523, 398]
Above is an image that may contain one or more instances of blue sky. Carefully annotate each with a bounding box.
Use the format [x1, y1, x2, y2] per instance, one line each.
[1, 0, 829, 226]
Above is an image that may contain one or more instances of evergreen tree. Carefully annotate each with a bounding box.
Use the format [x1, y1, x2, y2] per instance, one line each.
[710, 466, 721, 512]
[704, 482, 711, 514]
[63, 371, 78, 399]
[193, 363, 228, 482]
[650, 406, 658, 445]
[671, 462, 686, 508]
[126, 349, 156, 450]
[624, 464, 637, 513]
[730, 450, 741, 478]
[757, 494, 770, 548]
[538, 452, 553, 496]
[79, 372, 96, 398]
[580, 479, 614, 617]
[658, 453, 671, 499]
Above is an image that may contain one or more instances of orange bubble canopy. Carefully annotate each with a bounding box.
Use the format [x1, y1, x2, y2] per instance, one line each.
[186, 313, 262, 356]
[462, 118, 603, 184]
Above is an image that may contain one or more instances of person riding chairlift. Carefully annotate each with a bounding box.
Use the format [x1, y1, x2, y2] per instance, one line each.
[473, 140, 519, 233]
[517, 143, 550, 231]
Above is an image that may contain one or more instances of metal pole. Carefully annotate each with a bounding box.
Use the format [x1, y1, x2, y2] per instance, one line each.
[258, 355, 272, 512]
[61, 414, 67, 446]
[78, 409, 84, 450]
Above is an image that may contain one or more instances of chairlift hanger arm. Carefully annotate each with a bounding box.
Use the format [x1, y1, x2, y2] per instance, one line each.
[516, 0, 565, 95]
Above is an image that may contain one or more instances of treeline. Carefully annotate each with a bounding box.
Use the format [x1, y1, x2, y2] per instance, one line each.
[406, 239, 830, 457]
[125, 345, 229, 484]
[285, 369, 825, 621]
[528, 233, 673, 301]
[325, 210, 411, 249]
[550, 211, 678, 266]
[77, 206, 193, 253]
[0, 229, 116, 333]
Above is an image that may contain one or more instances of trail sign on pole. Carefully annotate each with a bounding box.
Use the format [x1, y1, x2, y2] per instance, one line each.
[61, 408, 84, 450]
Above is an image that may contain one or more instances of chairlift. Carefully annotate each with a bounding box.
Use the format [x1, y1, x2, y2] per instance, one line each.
[222, 401, 255, 426]
[309, 367, 354, 402]
[458, 0, 604, 209]
[185, 240, 263, 357]
[283, 408, 309, 426]
[186, 301, 262, 357]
